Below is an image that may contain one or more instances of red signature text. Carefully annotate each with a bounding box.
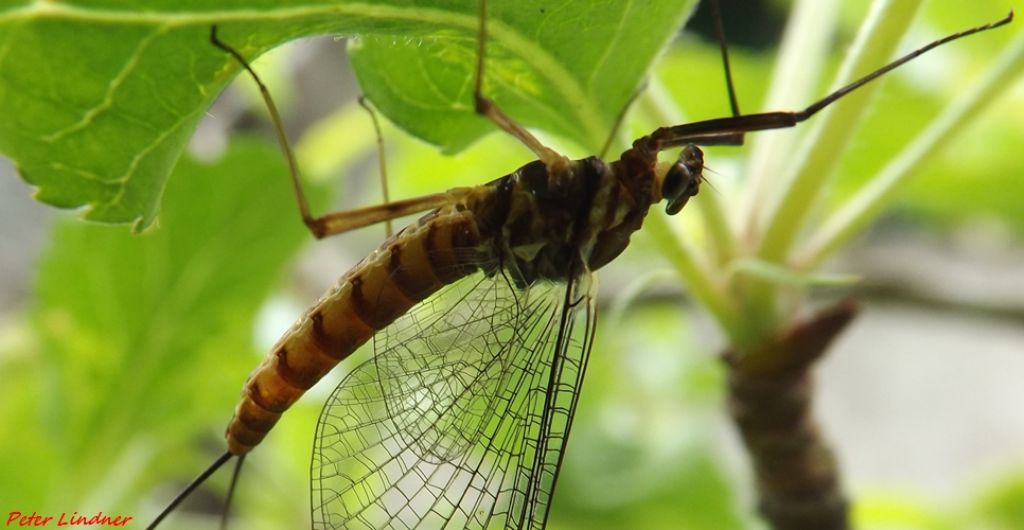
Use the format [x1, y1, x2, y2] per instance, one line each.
[5, 512, 133, 528]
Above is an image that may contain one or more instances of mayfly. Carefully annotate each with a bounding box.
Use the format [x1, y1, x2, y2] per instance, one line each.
[149, 2, 1012, 528]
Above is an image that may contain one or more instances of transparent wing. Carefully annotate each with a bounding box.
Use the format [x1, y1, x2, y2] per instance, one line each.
[311, 268, 596, 530]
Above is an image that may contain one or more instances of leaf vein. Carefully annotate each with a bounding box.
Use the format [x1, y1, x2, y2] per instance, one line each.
[41, 25, 170, 143]
[0, 3, 604, 147]
[585, 0, 634, 91]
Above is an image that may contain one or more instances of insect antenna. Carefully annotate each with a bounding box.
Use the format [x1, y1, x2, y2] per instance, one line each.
[797, 11, 1015, 120]
[650, 10, 1014, 149]
[146, 451, 233, 530]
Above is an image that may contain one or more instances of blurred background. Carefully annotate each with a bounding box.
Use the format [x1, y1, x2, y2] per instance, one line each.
[1, 0, 1023, 529]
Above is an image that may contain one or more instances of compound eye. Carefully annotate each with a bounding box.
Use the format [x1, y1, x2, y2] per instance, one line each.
[661, 162, 686, 200]
[663, 164, 688, 216]
[663, 162, 699, 215]
[662, 144, 705, 215]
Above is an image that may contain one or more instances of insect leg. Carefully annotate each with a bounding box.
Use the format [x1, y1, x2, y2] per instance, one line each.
[209, 27, 322, 234]
[210, 28, 424, 239]
[709, 0, 742, 119]
[473, 0, 568, 169]
[641, 11, 1012, 152]
[598, 0, 741, 159]
[357, 95, 393, 238]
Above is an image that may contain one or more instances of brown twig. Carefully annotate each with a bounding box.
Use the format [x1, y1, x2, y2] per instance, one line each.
[724, 300, 859, 530]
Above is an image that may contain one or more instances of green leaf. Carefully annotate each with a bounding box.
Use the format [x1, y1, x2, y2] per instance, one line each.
[0, 0, 696, 228]
[729, 257, 860, 288]
[4, 138, 319, 510]
[351, 0, 699, 154]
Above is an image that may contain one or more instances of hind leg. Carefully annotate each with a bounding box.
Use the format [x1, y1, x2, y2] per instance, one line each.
[472, 0, 569, 171]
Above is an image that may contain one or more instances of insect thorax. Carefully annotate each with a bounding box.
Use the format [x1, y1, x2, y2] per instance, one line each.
[466, 155, 655, 286]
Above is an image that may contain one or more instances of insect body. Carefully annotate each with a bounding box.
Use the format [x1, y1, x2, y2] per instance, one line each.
[148, 2, 1012, 528]
[228, 142, 702, 528]
[228, 150, 700, 456]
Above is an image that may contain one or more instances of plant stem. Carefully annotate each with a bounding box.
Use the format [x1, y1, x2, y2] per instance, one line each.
[725, 301, 859, 530]
[745, 0, 924, 323]
[643, 212, 749, 347]
[697, 182, 736, 266]
[741, 0, 839, 243]
[795, 28, 1024, 269]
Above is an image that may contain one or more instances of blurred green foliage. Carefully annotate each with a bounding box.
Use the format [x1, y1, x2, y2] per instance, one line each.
[1, 1, 1023, 529]
[0, 139, 324, 526]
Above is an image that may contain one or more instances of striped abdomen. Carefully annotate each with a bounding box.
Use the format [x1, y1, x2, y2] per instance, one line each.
[225, 207, 484, 454]
[224, 154, 658, 454]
